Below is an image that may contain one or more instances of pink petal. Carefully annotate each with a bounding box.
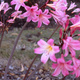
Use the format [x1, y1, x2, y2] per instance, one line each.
[15, 4, 21, 10]
[41, 53, 49, 64]
[37, 39, 48, 47]
[37, 20, 42, 28]
[47, 39, 54, 46]
[66, 60, 72, 65]
[53, 46, 60, 53]
[52, 63, 58, 69]
[42, 18, 50, 25]
[34, 48, 43, 54]
[27, 16, 31, 22]
[64, 48, 68, 57]
[69, 46, 76, 57]
[64, 64, 73, 71]
[62, 67, 69, 76]
[50, 54, 57, 62]
[43, 9, 49, 14]
[11, 1, 16, 5]
[52, 66, 61, 76]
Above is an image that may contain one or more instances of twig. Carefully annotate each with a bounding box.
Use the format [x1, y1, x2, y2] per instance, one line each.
[23, 54, 38, 80]
[27, 62, 43, 80]
[4, 22, 28, 80]
[48, 24, 60, 39]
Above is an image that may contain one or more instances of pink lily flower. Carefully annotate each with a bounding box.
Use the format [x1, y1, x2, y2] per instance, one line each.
[72, 57, 80, 77]
[67, 2, 77, 11]
[34, 39, 60, 64]
[70, 14, 80, 35]
[11, 0, 28, 10]
[33, 9, 51, 28]
[47, 0, 67, 11]
[62, 37, 80, 57]
[52, 54, 73, 76]
[19, 5, 38, 22]
[51, 10, 69, 28]
[0, 1, 11, 13]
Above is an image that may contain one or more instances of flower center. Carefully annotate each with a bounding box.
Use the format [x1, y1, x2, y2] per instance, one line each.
[39, 14, 43, 18]
[47, 45, 53, 52]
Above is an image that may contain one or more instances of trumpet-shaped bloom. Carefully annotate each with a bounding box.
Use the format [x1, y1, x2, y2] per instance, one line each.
[47, 0, 67, 11]
[52, 54, 73, 76]
[72, 57, 80, 77]
[19, 5, 38, 22]
[70, 14, 80, 35]
[31, 9, 51, 27]
[33, 9, 51, 28]
[34, 39, 60, 64]
[67, 2, 77, 11]
[51, 10, 69, 28]
[0, 1, 11, 13]
[11, 0, 28, 10]
[62, 37, 80, 57]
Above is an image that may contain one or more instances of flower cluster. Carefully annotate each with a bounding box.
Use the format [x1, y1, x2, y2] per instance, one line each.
[33, 0, 80, 78]
[1, 0, 80, 78]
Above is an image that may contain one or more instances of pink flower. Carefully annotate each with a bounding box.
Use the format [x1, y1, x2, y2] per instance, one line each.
[11, 11, 22, 18]
[33, 9, 51, 28]
[67, 2, 77, 11]
[52, 54, 73, 76]
[0, 1, 11, 13]
[72, 8, 80, 13]
[34, 39, 60, 64]
[7, 19, 15, 23]
[51, 10, 69, 28]
[19, 5, 38, 22]
[11, 0, 28, 10]
[47, 0, 67, 11]
[7, 11, 22, 23]
[70, 14, 80, 35]
[62, 37, 80, 57]
[72, 57, 80, 77]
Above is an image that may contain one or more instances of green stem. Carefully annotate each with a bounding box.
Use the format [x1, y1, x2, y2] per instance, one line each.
[4, 22, 28, 80]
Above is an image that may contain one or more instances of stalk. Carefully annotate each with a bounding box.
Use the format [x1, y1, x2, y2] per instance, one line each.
[4, 22, 28, 80]
[23, 24, 60, 80]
